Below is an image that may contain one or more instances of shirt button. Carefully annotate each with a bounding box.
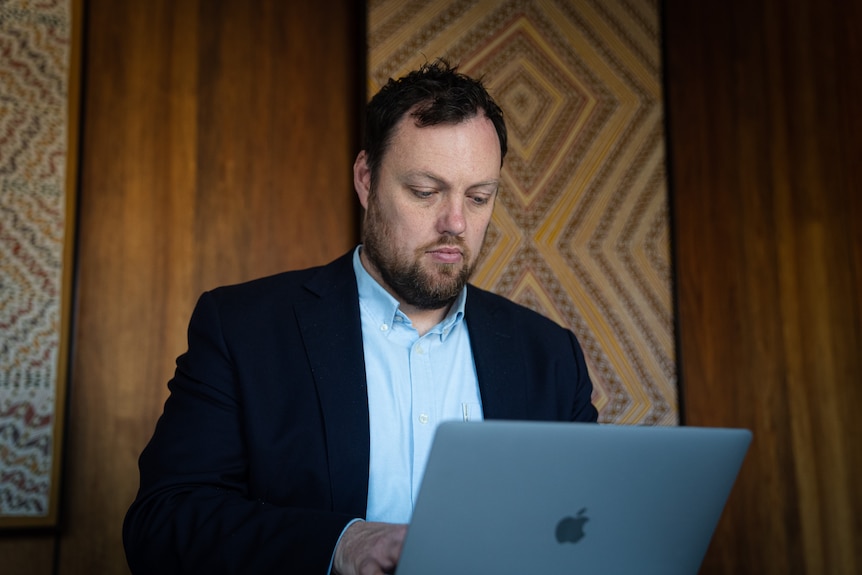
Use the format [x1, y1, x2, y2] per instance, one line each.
[415, 345, 425, 354]
[418, 413, 429, 424]
[380, 324, 388, 331]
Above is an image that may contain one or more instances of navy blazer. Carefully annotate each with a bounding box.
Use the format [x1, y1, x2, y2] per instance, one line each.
[123, 250, 597, 574]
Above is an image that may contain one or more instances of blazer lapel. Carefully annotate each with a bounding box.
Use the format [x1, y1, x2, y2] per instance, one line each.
[465, 286, 530, 420]
[293, 266, 533, 515]
[294, 252, 370, 517]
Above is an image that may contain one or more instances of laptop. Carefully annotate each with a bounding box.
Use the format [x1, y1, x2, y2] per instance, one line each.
[396, 420, 752, 575]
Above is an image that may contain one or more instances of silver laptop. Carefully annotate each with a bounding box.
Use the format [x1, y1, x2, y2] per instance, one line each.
[396, 420, 752, 575]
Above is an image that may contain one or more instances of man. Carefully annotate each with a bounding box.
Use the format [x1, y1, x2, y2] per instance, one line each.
[123, 59, 598, 575]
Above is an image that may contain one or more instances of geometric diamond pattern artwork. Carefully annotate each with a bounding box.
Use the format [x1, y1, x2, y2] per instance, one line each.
[368, 0, 676, 424]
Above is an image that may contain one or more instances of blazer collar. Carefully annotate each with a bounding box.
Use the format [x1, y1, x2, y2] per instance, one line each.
[293, 254, 531, 515]
[465, 285, 530, 420]
[295, 250, 370, 517]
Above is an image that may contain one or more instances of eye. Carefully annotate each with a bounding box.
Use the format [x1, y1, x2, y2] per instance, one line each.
[410, 187, 436, 199]
[469, 194, 492, 206]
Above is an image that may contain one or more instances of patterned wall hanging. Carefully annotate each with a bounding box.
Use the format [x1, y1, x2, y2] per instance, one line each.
[0, 0, 77, 527]
[367, 0, 676, 424]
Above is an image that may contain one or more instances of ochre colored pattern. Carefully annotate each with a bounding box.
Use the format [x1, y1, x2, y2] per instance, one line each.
[368, 0, 676, 424]
[0, 0, 70, 516]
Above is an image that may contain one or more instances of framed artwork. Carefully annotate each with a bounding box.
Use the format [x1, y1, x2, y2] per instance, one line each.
[0, 0, 80, 528]
[367, 0, 675, 424]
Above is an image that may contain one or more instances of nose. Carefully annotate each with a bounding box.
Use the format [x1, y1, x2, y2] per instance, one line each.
[437, 195, 466, 236]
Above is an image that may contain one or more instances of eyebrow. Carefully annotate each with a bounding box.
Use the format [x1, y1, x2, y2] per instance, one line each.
[403, 170, 500, 191]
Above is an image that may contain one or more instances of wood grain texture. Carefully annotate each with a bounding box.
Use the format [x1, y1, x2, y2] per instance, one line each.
[0, 536, 55, 575]
[56, 1, 361, 573]
[666, 0, 862, 573]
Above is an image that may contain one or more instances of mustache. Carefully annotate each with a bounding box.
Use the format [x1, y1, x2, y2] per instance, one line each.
[422, 236, 467, 250]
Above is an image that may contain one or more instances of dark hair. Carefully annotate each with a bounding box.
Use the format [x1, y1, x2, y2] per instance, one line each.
[364, 58, 508, 188]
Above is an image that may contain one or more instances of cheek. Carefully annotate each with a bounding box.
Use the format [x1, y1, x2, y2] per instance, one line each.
[395, 206, 434, 235]
[380, 207, 426, 247]
[467, 211, 493, 240]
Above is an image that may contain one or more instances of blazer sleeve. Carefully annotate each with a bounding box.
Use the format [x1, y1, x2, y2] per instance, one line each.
[122, 291, 354, 575]
[565, 327, 600, 423]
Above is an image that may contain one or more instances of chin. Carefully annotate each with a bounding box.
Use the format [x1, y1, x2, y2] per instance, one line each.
[427, 262, 465, 278]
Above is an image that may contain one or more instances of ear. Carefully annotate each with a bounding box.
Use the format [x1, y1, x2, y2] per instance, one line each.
[353, 150, 372, 209]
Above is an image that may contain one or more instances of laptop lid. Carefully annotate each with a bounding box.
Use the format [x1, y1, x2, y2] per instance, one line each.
[396, 420, 752, 575]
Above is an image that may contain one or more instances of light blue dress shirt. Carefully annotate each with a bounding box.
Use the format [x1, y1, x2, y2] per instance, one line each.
[352, 247, 483, 523]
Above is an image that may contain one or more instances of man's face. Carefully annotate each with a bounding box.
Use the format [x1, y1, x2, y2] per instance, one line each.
[354, 113, 501, 311]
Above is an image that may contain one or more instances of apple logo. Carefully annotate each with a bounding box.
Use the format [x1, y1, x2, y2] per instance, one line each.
[555, 507, 589, 544]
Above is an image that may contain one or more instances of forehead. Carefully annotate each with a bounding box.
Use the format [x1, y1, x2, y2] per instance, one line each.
[382, 114, 502, 181]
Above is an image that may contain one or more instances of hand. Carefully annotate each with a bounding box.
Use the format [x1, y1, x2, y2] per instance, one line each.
[333, 520, 408, 575]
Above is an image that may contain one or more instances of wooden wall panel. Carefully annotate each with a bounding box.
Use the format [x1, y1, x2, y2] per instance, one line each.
[50, 1, 359, 573]
[666, 1, 862, 574]
[0, 537, 54, 575]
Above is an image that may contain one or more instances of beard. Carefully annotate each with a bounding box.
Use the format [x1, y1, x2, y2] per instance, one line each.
[362, 194, 476, 310]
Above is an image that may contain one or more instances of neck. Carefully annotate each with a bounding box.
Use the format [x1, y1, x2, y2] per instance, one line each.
[399, 303, 451, 337]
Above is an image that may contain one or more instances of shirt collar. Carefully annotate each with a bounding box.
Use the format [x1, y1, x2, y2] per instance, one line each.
[352, 245, 467, 339]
